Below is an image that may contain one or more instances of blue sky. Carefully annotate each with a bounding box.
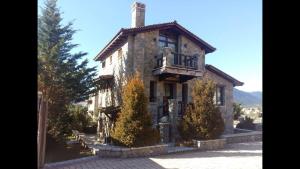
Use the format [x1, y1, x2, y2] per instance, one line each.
[38, 0, 262, 92]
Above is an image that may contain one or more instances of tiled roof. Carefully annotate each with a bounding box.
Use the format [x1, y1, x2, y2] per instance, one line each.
[205, 64, 244, 86]
[94, 21, 216, 61]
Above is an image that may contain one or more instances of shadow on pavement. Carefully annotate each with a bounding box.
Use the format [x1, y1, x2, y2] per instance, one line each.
[153, 142, 262, 160]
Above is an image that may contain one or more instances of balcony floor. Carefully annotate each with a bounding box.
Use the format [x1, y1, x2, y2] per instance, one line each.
[153, 65, 203, 77]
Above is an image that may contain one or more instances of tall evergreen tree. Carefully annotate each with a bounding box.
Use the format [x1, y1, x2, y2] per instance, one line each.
[38, 0, 97, 139]
[178, 80, 225, 140]
[111, 73, 160, 147]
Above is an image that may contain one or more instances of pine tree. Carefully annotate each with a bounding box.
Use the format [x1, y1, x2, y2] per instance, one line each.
[38, 0, 97, 139]
[178, 80, 225, 140]
[111, 73, 160, 147]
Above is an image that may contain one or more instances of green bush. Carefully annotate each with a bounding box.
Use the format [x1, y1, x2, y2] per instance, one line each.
[233, 103, 243, 120]
[111, 73, 160, 147]
[236, 116, 255, 130]
[178, 80, 225, 140]
[48, 104, 93, 140]
[67, 105, 92, 132]
[47, 106, 74, 141]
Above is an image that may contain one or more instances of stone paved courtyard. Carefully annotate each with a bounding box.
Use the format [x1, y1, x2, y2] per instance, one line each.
[44, 141, 262, 169]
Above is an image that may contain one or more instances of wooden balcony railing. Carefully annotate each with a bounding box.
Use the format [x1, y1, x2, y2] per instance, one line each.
[172, 52, 198, 69]
[155, 52, 198, 69]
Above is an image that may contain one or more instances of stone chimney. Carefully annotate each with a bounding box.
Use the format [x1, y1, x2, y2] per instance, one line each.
[131, 2, 145, 28]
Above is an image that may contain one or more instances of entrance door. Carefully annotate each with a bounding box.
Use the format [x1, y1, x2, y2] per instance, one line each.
[165, 83, 175, 99]
[163, 83, 176, 116]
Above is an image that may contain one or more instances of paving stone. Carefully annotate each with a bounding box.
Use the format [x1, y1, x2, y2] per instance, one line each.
[44, 142, 261, 169]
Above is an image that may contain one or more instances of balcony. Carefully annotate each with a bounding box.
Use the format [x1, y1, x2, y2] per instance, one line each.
[153, 47, 203, 82]
[156, 52, 198, 69]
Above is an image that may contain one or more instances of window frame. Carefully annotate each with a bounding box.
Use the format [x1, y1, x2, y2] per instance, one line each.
[109, 55, 112, 64]
[118, 48, 122, 60]
[101, 60, 106, 68]
[215, 85, 225, 106]
[158, 33, 178, 52]
[149, 81, 157, 102]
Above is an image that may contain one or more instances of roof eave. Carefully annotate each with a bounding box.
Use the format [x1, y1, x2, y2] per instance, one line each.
[205, 64, 244, 86]
[95, 21, 217, 61]
[93, 29, 124, 61]
[173, 22, 216, 54]
[233, 81, 244, 87]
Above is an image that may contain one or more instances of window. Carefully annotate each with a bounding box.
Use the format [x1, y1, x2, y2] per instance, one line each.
[158, 33, 178, 52]
[182, 84, 188, 104]
[101, 60, 106, 68]
[150, 81, 157, 102]
[118, 48, 123, 60]
[214, 86, 225, 106]
[109, 55, 112, 64]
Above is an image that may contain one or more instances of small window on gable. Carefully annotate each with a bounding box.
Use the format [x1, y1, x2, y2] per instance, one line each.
[118, 48, 122, 60]
[109, 55, 112, 64]
[214, 86, 225, 106]
[102, 60, 106, 68]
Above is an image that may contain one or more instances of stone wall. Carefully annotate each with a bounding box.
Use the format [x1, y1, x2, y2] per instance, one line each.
[130, 30, 161, 125]
[254, 123, 262, 131]
[127, 30, 236, 134]
[129, 30, 209, 127]
[179, 35, 206, 103]
[179, 35, 205, 72]
[87, 95, 96, 112]
[192, 139, 226, 150]
[97, 42, 129, 108]
[96, 29, 237, 136]
[203, 69, 235, 134]
[97, 144, 168, 158]
[222, 131, 262, 144]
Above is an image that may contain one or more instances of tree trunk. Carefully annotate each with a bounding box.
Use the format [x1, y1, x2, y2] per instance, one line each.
[38, 96, 49, 169]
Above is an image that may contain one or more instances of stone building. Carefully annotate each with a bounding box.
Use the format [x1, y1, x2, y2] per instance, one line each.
[88, 2, 243, 142]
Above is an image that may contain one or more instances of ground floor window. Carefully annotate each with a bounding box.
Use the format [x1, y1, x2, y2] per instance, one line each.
[214, 85, 225, 106]
[150, 81, 157, 102]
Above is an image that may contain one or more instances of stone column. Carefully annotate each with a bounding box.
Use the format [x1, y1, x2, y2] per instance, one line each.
[159, 122, 170, 143]
[168, 99, 178, 143]
[199, 49, 205, 71]
[163, 47, 173, 67]
[97, 112, 103, 142]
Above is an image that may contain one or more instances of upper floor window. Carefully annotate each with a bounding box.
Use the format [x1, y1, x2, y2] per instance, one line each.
[101, 60, 106, 68]
[214, 86, 225, 106]
[118, 48, 123, 60]
[158, 32, 178, 52]
[150, 81, 157, 102]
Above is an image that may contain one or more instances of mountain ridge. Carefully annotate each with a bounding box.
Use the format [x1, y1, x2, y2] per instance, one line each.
[233, 88, 262, 107]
